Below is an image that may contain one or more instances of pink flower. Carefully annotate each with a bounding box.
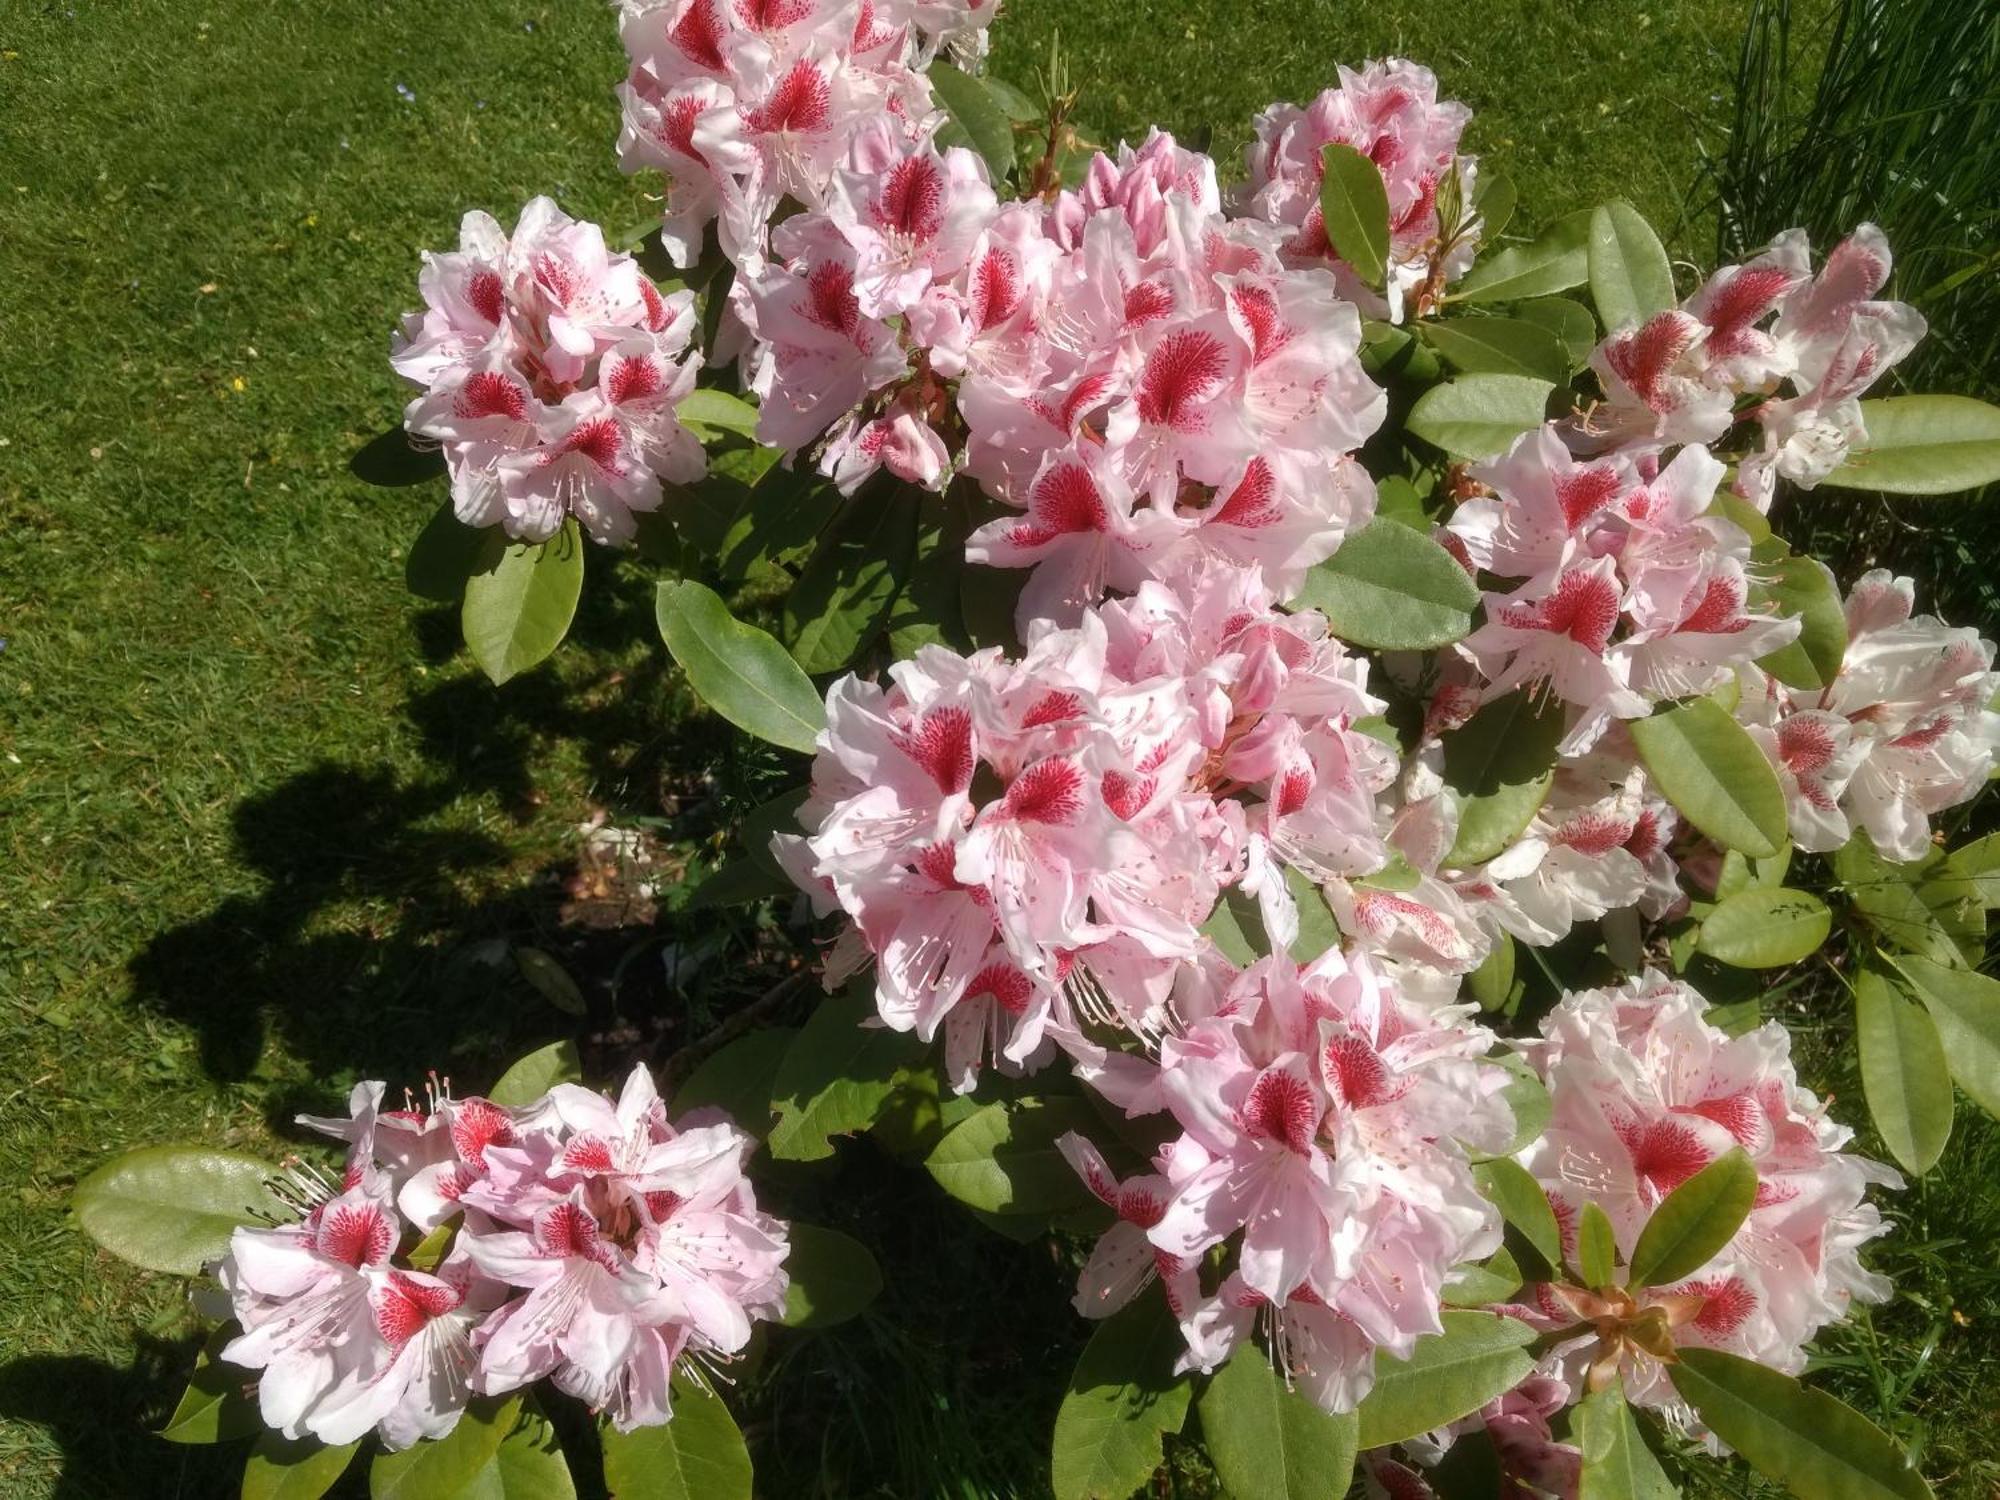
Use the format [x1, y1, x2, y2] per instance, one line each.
[1056, 1132, 1202, 1320]
[1515, 974, 1898, 1414]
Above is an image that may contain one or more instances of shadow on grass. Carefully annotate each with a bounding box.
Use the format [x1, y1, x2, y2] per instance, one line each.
[123, 583, 794, 1108]
[0, 1339, 248, 1500]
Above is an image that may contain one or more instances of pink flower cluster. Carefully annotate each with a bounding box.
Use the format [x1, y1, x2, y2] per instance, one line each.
[775, 558, 1410, 1091]
[1135, 952, 1513, 1413]
[215, 1065, 787, 1448]
[1738, 568, 2000, 860]
[1575, 224, 1925, 508]
[1513, 974, 1896, 1418]
[1239, 58, 1479, 320]
[614, 0, 988, 272]
[393, 198, 706, 545]
[1446, 430, 1800, 748]
[727, 116, 1387, 609]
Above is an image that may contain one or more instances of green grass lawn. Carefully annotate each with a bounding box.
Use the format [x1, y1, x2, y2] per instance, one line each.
[3, 1, 1995, 1496]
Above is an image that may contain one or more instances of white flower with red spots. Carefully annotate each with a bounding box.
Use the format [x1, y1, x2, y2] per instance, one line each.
[392, 197, 706, 544]
[211, 1063, 788, 1446]
[1127, 951, 1511, 1413]
[1238, 59, 1478, 320]
[1513, 974, 1898, 1416]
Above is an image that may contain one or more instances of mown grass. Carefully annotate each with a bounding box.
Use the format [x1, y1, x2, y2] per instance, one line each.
[2, 0, 1994, 1496]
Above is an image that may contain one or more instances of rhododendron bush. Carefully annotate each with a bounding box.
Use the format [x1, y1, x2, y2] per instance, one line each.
[72, 1, 2000, 1497]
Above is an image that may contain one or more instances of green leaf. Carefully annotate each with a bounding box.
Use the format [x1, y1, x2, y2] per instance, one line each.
[1293, 517, 1481, 650]
[982, 73, 1042, 122]
[929, 62, 1017, 182]
[369, 1395, 519, 1499]
[73, 1145, 285, 1276]
[1836, 832, 1964, 966]
[1514, 296, 1597, 370]
[405, 501, 505, 604]
[1574, 1383, 1676, 1500]
[676, 388, 761, 440]
[1441, 691, 1566, 865]
[886, 485, 973, 656]
[243, 1433, 360, 1500]
[1888, 955, 2000, 1120]
[1197, 1347, 1359, 1500]
[716, 461, 832, 583]
[485, 1401, 576, 1500]
[1354, 1311, 1536, 1448]
[161, 1325, 260, 1444]
[1455, 211, 1592, 303]
[406, 1219, 455, 1273]
[1406, 374, 1554, 460]
[683, 855, 792, 911]
[1669, 1348, 1932, 1500]
[1821, 395, 2000, 496]
[925, 1095, 1104, 1216]
[657, 580, 827, 755]
[1755, 555, 1848, 690]
[1629, 699, 1787, 858]
[1941, 831, 2000, 906]
[1628, 1147, 1755, 1288]
[1423, 317, 1571, 385]
[600, 1376, 753, 1500]
[1577, 1202, 1618, 1289]
[1466, 932, 1518, 1012]
[1472, 173, 1517, 244]
[741, 786, 809, 882]
[1855, 970, 1953, 1175]
[460, 522, 585, 685]
[783, 485, 920, 673]
[1587, 200, 1676, 331]
[1696, 888, 1832, 968]
[487, 1039, 582, 1107]
[1050, 1300, 1193, 1500]
[672, 1026, 795, 1136]
[1318, 143, 1391, 288]
[1443, 1245, 1522, 1307]
[514, 946, 585, 1015]
[768, 983, 921, 1161]
[780, 1223, 883, 1329]
[1200, 885, 1267, 967]
[1472, 1157, 1561, 1271]
[1490, 1058, 1553, 1158]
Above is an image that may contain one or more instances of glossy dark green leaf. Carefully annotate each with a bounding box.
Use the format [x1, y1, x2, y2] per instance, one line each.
[1835, 833, 1964, 966]
[1854, 970, 1953, 1175]
[514, 946, 585, 1015]
[600, 1376, 753, 1500]
[1574, 1384, 1676, 1500]
[1318, 143, 1391, 288]
[1820, 395, 2000, 496]
[1423, 317, 1571, 385]
[1473, 1157, 1561, 1271]
[657, 580, 827, 754]
[405, 501, 505, 603]
[671, 1026, 795, 1137]
[1441, 691, 1566, 865]
[930, 62, 1017, 182]
[487, 1040, 582, 1107]
[243, 1433, 361, 1500]
[768, 984, 921, 1161]
[1696, 888, 1832, 968]
[1293, 518, 1480, 650]
[1755, 555, 1848, 690]
[783, 485, 920, 673]
[1455, 211, 1592, 303]
[1354, 1312, 1536, 1448]
[74, 1146, 285, 1276]
[1630, 699, 1787, 858]
[925, 1096, 1104, 1216]
[1406, 374, 1554, 459]
[1577, 1202, 1618, 1289]
[1050, 1300, 1193, 1500]
[1670, 1349, 1932, 1500]
[1889, 954, 2000, 1120]
[781, 1223, 883, 1329]
[1513, 296, 1597, 369]
[1628, 1148, 1755, 1288]
[160, 1325, 260, 1444]
[1587, 200, 1675, 331]
[1198, 1347, 1359, 1500]
[676, 388, 761, 440]
[461, 522, 584, 685]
